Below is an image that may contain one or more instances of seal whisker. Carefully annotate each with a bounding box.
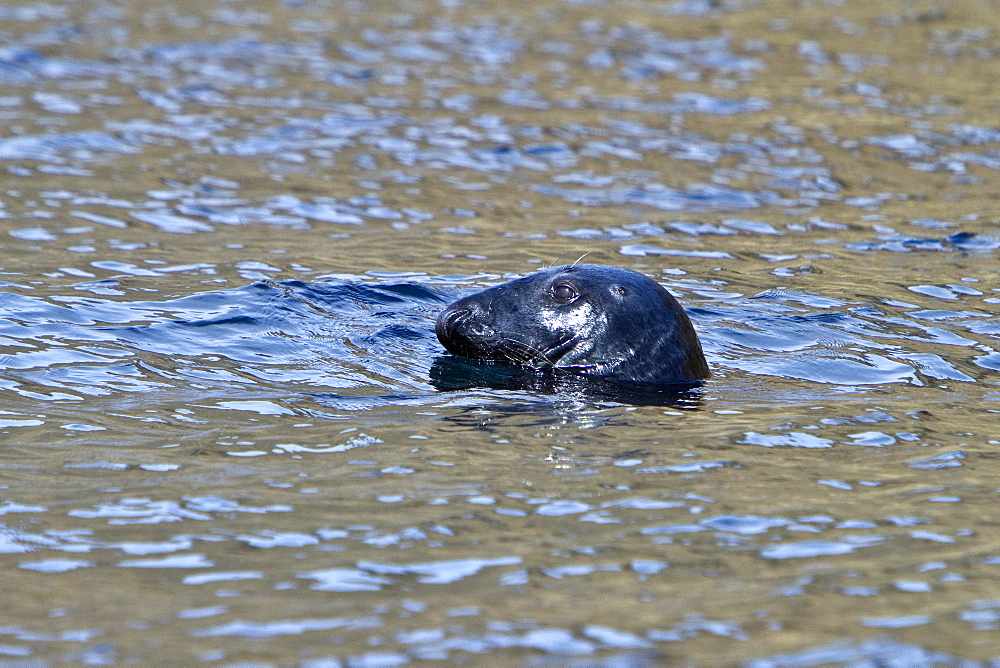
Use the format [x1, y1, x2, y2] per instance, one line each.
[497, 333, 579, 369]
[498, 337, 556, 368]
[570, 251, 593, 268]
[548, 251, 571, 270]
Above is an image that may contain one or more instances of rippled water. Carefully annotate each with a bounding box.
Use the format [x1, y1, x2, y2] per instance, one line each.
[1, 0, 999, 664]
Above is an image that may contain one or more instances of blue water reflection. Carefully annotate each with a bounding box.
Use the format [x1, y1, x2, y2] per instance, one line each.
[2, 0, 1000, 663]
[0, 269, 993, 414]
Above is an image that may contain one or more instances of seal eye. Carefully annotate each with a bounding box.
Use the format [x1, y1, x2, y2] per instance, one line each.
[551, 283, 578, 303]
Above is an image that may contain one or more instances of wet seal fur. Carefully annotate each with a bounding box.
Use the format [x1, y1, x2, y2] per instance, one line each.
[435, 264, 709, 387]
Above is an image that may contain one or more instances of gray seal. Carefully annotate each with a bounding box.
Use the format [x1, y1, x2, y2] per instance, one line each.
[435, 264, 709, 387]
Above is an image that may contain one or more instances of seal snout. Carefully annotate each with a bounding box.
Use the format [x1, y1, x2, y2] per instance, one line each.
[435, 306, 467, 345]
[436, 303, 496, 356]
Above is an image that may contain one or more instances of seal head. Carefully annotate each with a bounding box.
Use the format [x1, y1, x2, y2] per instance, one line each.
[435, 264, 709, 387]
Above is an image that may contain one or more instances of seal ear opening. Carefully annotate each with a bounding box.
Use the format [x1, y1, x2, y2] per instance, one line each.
[611, 285, 628, 299]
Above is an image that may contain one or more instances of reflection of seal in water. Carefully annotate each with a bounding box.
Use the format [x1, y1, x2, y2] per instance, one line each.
[435, 264, 709, 387]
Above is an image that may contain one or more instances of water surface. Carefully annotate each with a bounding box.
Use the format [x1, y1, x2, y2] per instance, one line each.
[1, 0, 999, 664]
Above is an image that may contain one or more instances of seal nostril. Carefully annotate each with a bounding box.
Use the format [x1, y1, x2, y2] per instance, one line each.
[440, 307, 467, 326]
[436, 307, 468, 343]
